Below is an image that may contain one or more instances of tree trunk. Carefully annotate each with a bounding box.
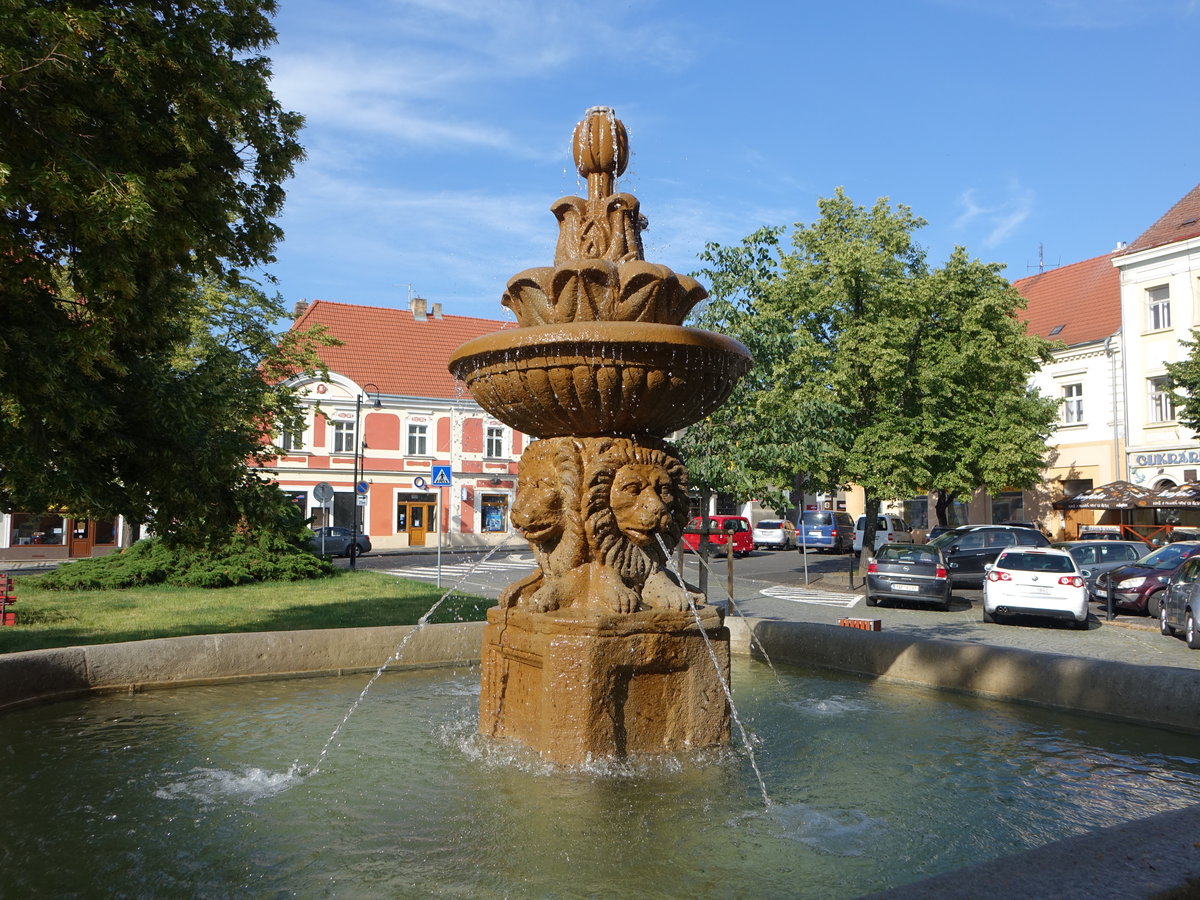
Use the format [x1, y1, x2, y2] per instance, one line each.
[858, 493, 881, 572]
[934, 489, 957, 527]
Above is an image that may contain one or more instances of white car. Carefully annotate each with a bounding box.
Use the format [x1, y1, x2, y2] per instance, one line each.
[752, 519, 796, 550]
[982, 547, 1089, 630]
[852, 514, 913, 552]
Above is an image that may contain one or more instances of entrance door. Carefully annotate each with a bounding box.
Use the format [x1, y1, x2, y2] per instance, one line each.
[68, 519, 94, 558]
[396, 493, 438, 547]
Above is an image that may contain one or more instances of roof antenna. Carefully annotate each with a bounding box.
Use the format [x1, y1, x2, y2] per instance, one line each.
[395, 283, 415, 307]
[1027, 243, 1059, 274]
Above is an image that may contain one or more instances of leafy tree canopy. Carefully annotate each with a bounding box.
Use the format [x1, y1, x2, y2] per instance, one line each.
[0, 1, 308, 543]
[684, 189, 1058, 528]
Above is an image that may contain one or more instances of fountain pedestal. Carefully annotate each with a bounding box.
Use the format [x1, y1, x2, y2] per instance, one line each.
[450, 107, 751, 764]
[479, 605, 730, 765]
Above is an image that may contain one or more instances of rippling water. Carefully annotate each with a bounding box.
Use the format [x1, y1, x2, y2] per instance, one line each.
[2, 658, 1198, 898]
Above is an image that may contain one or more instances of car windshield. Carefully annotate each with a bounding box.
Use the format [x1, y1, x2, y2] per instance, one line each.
[927, 530, 962, 548]
[801, 512, 832, 526]
[877, 546, 937, 564]
[998, 552, 1075, 573]
[1139, 544, 1197, 570]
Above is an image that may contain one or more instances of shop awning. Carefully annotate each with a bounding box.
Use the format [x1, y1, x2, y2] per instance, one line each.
[1145, 481, 1200, 508]
[1052, 480, 1155, 510]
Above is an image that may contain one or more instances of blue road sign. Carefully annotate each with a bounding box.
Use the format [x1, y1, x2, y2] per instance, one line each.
[356, 480, 369, 494]
[431, 465, 452, 486]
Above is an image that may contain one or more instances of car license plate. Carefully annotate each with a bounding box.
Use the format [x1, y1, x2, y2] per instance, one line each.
[808, 531, 822, 537]
[892, 583, 919, 592]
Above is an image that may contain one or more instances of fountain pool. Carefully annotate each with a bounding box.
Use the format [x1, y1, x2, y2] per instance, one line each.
[3, 657, 1200, 898]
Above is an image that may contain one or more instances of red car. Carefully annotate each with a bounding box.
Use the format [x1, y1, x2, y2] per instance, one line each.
[681, 515, 753, 557]
[1092, 541, 1200, 616]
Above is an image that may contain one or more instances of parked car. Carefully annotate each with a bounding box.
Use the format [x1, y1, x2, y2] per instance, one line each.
[309, 526, 371, 558]
[927, 525, 954, 541]
[796, 510, 855, 553]
[981, 546, 1089, 629]
[927, 524, 1051, 587]
[1077, 529, 1126, 541]
[1091, 541, 1200, 617]
[852, 514, 913, 552]
[865, 543, 952, 611]
[752, 518, 797, 551]
[681, 515, 753, 557]
[1051, 540, 1148, 596]
[1161, 555, 1200, 649]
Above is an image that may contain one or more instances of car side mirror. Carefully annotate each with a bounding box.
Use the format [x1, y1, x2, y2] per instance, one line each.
[1081, 568, 1092, 578]
[949, 544, 959, 553]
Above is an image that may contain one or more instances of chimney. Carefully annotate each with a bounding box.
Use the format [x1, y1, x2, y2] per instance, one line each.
[412, 297, 427, 321]
[431, 302, 443, 320]
[293, 299, 309, 317]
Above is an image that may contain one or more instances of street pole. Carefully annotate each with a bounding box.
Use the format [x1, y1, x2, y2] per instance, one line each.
[351, 393, 361, 571]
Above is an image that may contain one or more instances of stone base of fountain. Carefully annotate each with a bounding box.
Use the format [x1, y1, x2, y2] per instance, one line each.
[478, 604, 730, 765]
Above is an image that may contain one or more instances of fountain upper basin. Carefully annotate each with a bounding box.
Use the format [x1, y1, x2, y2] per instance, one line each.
[447, 321, 751, 438]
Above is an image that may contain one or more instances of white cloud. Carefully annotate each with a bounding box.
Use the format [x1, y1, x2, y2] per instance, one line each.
[954, 182, 1034, 248]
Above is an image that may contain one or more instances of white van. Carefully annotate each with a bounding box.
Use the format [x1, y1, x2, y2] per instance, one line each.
[853, 514, 914, 552]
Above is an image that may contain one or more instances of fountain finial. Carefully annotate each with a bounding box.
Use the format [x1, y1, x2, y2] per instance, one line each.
[573, 106, 628, 200]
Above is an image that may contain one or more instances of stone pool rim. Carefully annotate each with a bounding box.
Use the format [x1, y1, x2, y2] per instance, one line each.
[2, 617, 1199, 898]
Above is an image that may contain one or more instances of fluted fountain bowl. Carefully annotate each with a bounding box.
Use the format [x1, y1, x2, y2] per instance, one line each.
[448, 321, 751, 438]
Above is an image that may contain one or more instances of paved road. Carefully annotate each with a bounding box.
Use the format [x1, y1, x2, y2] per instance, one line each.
[365, 545, 1200, 673]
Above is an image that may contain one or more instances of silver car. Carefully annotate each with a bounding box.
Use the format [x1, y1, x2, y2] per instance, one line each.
[752, 519, 796, 550]
[1051, 540, 1147, 596]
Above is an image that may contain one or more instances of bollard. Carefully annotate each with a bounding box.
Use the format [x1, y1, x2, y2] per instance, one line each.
[1106, 577, 1115, 621]
[0, 574, 16, 626]
[726, 537, 735, 607]
[849, 553, 857, 589]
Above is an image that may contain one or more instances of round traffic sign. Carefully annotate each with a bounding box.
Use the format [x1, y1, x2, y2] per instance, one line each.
[356, 481, 369, 494]
[313, 481, 334, 503]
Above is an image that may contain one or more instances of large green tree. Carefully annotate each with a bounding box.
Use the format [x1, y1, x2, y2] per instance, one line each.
[686, 189, 1057, 546]
[0, 1, 305, 541]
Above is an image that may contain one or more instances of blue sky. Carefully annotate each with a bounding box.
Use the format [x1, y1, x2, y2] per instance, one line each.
[265, 0, 1200, 322]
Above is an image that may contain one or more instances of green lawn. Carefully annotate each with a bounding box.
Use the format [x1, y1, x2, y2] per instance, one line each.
[0, 570, 493, 654]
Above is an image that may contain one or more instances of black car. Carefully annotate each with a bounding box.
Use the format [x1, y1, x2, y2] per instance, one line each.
[927, 524, 1050, 587]
[1092, 541, 1200, 617]
[865, 543, 952, 611]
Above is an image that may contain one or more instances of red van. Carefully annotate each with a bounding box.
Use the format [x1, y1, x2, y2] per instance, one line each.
[681, 515, 754, 557]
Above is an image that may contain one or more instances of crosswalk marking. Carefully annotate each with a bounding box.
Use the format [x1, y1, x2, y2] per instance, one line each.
[384, 556, 536, 581]
[759, 585, 862, 608]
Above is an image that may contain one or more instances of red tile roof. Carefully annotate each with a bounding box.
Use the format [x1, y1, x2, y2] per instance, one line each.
[292, 300, 515, 399]
[1121, 184, 1200, 255]
[1013, 252, 1121, 346]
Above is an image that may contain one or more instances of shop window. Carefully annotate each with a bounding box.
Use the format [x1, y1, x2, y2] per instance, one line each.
[10, 513, 65, 545]
[991, 491, 1024, 524]
[94, 518, 117, 545]
[480, 494, 509, 533]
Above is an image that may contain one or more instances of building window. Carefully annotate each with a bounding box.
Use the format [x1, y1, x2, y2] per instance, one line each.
[10, 513, 65, 545]
[407, 423, 429, 456]
[991, 491, 1025, 524]
[280, 427, 305, 452]
[480, 494, 509, 532]
[1061, 382, 1083, 424]
[1147, 285, 1171, 331]
[332, 421, 356, 453]
[1149, 376, 1177, 423]
[94, 518, 117, 545]
[486, 425, 504, 458]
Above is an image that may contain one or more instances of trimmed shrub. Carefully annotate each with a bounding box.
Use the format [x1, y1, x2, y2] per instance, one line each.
[37, 535, 336, 590]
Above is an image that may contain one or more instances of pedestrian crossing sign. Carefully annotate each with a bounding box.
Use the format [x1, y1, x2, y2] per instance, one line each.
[431, 465, 452, 486]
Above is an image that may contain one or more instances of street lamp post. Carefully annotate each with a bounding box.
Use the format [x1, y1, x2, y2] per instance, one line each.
[351, 383, 381, 570]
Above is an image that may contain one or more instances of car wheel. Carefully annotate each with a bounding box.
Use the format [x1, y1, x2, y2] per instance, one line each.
[349, 543, 362, 559]
[865, 595, 878, 607]
[1187, 612, 1200, 650]
[982, 608, 995, 624]
[1074, 615, 1089, 631]
[938, 597, 951, 612]
[1147, 592, 1163, 619]
[1161, 604, 1174, 636]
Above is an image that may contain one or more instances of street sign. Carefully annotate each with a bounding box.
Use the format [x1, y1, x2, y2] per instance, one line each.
[431, 465, 452, 486]
[356, 495, 367, 507]
[313, 482, 333, 503]
[356, 480, 369, 494]
[413, 476, 428, 491]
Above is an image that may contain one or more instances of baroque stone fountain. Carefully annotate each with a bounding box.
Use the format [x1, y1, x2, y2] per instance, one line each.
[449, 107, 752, 764]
